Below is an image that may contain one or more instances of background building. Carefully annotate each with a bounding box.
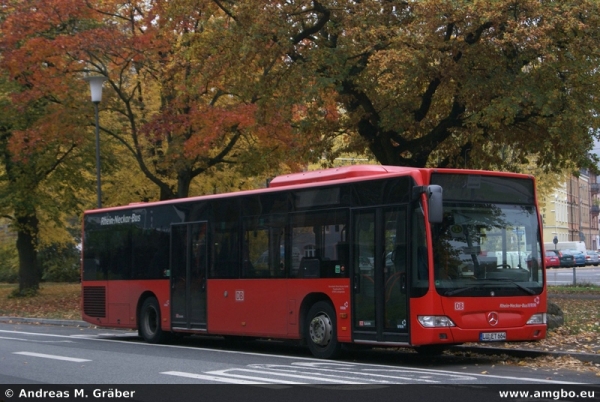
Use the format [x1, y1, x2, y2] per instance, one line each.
[543, 169, 600, 251]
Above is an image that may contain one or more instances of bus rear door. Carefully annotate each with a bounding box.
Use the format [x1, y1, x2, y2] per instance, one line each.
[171, 221, 208, 331]
[352, 208, 409, 344]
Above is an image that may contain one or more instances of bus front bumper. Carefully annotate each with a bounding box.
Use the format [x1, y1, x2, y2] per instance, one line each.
[411, 324, 547, 346]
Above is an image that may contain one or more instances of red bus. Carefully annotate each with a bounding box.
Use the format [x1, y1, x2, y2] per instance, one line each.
[81, 165, 547, 358]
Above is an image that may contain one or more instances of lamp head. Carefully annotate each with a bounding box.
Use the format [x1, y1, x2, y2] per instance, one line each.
[85, 76, 107, 103]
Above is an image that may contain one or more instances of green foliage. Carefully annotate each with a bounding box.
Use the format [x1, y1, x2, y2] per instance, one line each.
[38, 243, 80, 283]
[0, 241, 80, 284]
[0, 243, 18, 283]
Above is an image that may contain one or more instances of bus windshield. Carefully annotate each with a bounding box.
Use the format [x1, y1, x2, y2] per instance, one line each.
[431, 202, 542, 296]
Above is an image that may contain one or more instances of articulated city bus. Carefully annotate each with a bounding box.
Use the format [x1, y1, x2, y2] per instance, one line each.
[81, 165, 546, 358]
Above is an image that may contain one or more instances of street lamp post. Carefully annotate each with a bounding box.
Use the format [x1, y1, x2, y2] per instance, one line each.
[85, 76, 107, 209]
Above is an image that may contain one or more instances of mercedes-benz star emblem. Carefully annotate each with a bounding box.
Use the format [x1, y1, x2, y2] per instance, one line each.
[487, 312, 499, 326]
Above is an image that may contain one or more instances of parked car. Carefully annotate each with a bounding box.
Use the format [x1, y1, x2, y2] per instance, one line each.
[544, 250, 560, 269]
[547, 249, 575, 267]
[565, 249, 586, 267]
[585, 250, 599, 266]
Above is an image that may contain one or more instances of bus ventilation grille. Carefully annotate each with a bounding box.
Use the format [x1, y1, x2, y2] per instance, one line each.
[83, 286, 106, 318]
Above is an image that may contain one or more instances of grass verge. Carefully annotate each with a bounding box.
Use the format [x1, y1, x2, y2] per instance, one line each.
[548, 284, 600, 335]
[0, 282, 80, 320]
[548, 281, 600, 295]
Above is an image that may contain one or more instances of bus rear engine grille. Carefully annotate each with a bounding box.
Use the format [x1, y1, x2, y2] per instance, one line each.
[83, 286, 106, 318]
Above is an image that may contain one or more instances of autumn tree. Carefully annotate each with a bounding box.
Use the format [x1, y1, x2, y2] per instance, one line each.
[219, 0, 600, 172]
[1, 0, 319, 205]
[0, 70, 95, 294]
[0, 0, 322, 291]
[4, 0, 600, 200]
[0, 0, 128, 293]
[2, 0, 599, 294]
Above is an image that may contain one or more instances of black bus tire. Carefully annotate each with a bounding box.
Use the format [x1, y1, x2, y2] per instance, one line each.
[139, 297, 168, 344]
[305, 301, 342, 359]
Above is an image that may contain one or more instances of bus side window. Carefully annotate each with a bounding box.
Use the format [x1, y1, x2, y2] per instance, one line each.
[242, 236, 256, 278]
[211, 225, 239, 279]
[291, 211, 349, 279]
[242, 215, 285, 278]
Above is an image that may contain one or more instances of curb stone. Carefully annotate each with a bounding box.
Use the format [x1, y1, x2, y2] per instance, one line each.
[450, 345, 600, 365]
[0, 316, 92, 328]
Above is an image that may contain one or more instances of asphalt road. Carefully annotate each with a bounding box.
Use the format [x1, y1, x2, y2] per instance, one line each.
[0, 322, 598, 386]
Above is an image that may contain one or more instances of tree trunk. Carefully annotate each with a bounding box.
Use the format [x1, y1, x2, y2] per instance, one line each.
[177, 169, 191, 199]
[16, 213, 40, 294]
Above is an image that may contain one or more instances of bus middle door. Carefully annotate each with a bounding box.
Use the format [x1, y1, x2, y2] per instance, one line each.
[352, 208, 409, 344]
[171, 221, 208, 331]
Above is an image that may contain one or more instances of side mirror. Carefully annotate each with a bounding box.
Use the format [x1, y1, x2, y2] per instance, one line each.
[427, 185, 443, 223]
[413, 185, 443, 223]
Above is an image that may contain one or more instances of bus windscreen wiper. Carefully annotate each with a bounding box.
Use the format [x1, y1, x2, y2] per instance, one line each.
[445, 286, 479, 296]
[492, 278, 536, 295]
[445, 279, 536, 296]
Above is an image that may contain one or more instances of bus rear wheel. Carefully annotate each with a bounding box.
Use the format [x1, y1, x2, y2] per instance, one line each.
[139, 297, 168, 344]
[306, 301, 341, 359]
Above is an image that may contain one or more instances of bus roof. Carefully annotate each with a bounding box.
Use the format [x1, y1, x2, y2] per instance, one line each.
[84, 165, 534, 214]
[268, 165, 415, 188]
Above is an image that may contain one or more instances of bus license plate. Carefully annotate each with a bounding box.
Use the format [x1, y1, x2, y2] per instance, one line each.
[480, 332, 506, 341]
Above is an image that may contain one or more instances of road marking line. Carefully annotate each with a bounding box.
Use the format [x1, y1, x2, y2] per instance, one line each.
[69, 335, 99, 338]
[252, 363, 468, 383]
[0, 336, 29, 341]
[13, 351, 91, 362]
[0, 329, 586, 384]
[0, 335, 73, 344]
[161, 370, 273, 384]
[98, 333, 138, 337]
[204, 369, 308, 384]
[236, 366, 391, 384]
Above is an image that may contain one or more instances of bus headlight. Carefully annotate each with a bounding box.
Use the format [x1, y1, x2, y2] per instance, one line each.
[418, 315, 456, 328]
[526, 313, 547, 325]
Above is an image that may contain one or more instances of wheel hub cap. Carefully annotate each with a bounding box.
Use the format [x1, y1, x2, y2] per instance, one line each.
[309, 314, 332, 346]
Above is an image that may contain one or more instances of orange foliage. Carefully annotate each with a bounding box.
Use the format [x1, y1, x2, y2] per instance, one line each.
[0, 0, 318, 199]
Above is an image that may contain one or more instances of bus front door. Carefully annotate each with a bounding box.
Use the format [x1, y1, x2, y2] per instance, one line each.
[171, 222, 208, 331]
[352, 208, 409, 343]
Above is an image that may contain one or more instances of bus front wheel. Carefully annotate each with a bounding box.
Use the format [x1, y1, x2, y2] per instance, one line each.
[306, 301, 341, 359]
[139, 297, 168, 344]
